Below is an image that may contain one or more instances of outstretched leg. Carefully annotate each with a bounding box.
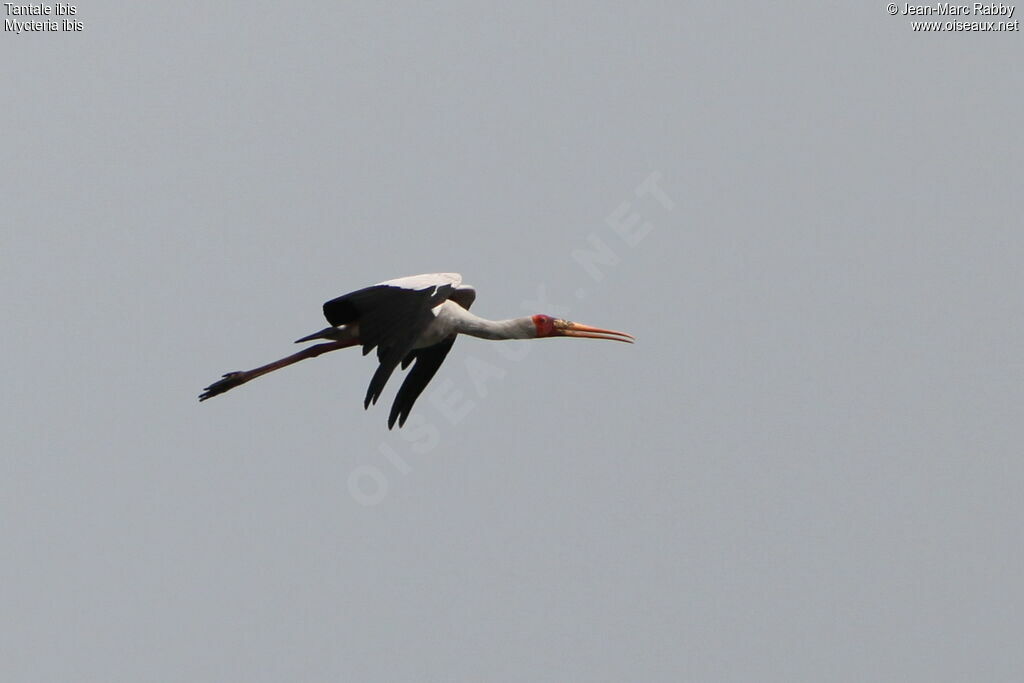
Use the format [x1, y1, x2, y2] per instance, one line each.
[199, 339, 358, 401]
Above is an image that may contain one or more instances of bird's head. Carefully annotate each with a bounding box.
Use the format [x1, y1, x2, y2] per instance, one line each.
[530, 314, 634, 343]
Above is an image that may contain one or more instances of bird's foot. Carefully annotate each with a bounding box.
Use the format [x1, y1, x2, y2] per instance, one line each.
[198, 371, 250, 401]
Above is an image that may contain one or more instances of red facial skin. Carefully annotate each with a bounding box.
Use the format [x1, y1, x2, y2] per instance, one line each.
[532, 314, 556, 337]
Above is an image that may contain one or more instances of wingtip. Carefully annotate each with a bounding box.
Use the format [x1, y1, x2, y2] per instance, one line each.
[387, 408, 404, 430]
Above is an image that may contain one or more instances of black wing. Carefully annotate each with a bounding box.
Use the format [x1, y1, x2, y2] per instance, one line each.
[388, 338, 456, 429]
[321, 275, 461, 416]
[385, 285, 476, 429]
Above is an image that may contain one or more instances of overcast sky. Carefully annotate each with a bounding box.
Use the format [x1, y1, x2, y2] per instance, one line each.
[2, 3, 1022, 682]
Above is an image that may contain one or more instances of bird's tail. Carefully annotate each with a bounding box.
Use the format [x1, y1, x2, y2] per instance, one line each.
[294, 326, 353, 344]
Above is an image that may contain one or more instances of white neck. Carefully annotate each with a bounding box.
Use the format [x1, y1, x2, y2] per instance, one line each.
[443, 304, 535, 340]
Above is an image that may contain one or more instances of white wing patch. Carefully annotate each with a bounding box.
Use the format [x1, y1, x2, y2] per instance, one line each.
[377, 273, 462, 292]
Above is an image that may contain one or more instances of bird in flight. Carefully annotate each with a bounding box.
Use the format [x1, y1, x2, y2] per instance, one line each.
[199, 273, 634, 428]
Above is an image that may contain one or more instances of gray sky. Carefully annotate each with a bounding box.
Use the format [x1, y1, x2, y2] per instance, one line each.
[3, 3, 1022, 681]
